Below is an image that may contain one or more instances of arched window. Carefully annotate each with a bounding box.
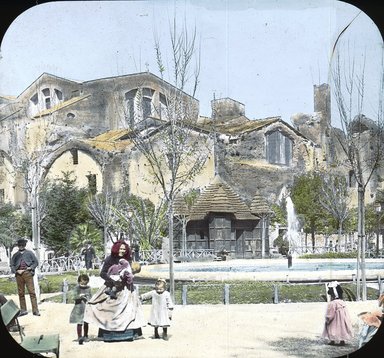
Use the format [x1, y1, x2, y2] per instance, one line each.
[266, 130, 293, 165]
[125, 89, 137, 122]
[142, 88, 154, 119]
[42, 88, 51, 109]
[159, 92, 168, 119]
[125, 87, 155, 123]
[29, 87, 64, 116]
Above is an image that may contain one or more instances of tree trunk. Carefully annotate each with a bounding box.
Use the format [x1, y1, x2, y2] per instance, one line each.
[261, 215, 268, 258]
[311, 226, 316, 252]
[182, 218, 187, 257]
[358, 184, 367, 300]
[31, 189, 40, 262]
[103, 227, 109, 259]
[168, 203, 175, 301]
[338, 222, 342, 250]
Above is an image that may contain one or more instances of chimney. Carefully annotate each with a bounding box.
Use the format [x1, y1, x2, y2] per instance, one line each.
[211, 98, 245, 120]
[314, 84, 330, 125]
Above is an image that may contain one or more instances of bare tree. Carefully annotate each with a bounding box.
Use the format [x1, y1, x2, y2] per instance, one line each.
[114, 195, 167, 252]
[87, 190, 121, 256]
[126, 21, 212, 299]
[174, 189, 200, 258]
[331, 51, 384, 300]
[7, 113, 64, 262]
[319, 173, 350, 249]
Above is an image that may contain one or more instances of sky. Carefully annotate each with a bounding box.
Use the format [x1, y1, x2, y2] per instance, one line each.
[0, 0, 383, 126]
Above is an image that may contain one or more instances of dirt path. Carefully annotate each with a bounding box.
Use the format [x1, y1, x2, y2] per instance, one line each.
[4, 295, 383, 358]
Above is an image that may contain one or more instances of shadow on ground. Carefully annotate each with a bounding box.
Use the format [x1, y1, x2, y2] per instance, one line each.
[267, 336, 360, 358]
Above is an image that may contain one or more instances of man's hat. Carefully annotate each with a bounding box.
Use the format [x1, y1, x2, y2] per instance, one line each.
[16, 238, 27, 246]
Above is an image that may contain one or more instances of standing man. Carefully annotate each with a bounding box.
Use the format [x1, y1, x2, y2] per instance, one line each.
[10, 238, 40, 316]
[81, 241, 96, 271]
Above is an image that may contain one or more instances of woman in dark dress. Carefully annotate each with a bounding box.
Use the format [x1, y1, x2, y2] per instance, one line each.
[84, 240, 145, 341]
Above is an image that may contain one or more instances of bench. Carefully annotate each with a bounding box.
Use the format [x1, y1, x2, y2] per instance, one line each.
[20, 333, 60, 358]
[0, 299, 24, 340]
[1, 299, 60, 357]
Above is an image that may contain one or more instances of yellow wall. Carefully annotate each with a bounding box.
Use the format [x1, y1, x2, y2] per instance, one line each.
[46, 150, 103, 192]
[129, 139, 215, 205]
[0, 157, 16, 203]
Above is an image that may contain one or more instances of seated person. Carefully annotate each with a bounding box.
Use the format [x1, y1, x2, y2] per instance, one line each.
[84, 241, 145, 340]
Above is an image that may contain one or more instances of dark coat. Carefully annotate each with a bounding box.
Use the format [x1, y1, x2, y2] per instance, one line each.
[10, 250, 39, 275]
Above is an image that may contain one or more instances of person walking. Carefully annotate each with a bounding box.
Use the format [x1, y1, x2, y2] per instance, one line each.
[140, 278, 174, 340]
[81, 241, 96, 270]
[321, 281, 353, 346]
[69, 273, 92, 344]
[10, 238, 40, 316]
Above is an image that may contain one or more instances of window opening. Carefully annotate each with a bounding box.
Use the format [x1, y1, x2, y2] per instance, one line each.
[54, 89, 63, 101]
[125, 89, 137, 122]
[42, 88, 51, 109]
[70, 149, 79, 165]
[266, 131, 292, 165]
[159, 92, 167, 118]
[30, 93, 38, 105]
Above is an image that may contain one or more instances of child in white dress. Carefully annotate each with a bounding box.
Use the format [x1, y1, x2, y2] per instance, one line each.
[140, 278, 174, 340]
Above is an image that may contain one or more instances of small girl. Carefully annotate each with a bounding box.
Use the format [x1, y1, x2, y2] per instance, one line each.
[140, 278, 174, 340]
[321, 281, 353, 346]
[105, 258, 133, 299]
[69, 273, 92, 344]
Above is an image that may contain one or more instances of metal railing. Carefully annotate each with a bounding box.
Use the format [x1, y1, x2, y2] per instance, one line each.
[38, 249, 216, 273]
[39, 246, 376, 274]
[138, 249, 216, 263]
[40, 255, 85, 273]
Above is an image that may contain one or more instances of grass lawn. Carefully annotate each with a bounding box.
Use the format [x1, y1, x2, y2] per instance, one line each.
[0, 272, 379, 305]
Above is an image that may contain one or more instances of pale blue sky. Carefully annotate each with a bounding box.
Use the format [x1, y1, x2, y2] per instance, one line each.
[0, 0, 382, 125]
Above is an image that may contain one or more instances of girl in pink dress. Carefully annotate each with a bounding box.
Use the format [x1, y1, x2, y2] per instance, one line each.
[322, 281, 353, 346]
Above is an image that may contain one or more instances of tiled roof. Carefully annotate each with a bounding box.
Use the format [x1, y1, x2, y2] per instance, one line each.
[198, 115, 280, 135]
[82, 129, 133, 152]
[250, 194, 274, 215]
[188, 176, 258, 220]
[173, 195, 191, 216]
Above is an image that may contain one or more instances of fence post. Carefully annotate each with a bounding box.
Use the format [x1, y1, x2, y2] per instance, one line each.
[182, 285, 188, 305]
[224, 284, 230, 305]
[273, 285, 279, 304]
[62, 278, 68, 304]
[378, 275, 382, 294]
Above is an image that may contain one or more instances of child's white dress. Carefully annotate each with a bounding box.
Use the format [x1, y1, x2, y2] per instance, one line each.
[141, 290, 174, 327]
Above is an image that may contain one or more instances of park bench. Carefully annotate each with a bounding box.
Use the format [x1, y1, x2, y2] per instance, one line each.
[1, 299, 60, 357]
